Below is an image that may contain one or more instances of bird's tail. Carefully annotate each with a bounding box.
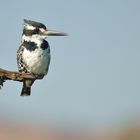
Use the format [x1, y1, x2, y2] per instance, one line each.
[21, 86, 31, 96]
[21, 80, 34, 96]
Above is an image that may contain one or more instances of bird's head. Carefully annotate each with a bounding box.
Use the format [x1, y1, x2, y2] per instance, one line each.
[22, 19, 67, 43]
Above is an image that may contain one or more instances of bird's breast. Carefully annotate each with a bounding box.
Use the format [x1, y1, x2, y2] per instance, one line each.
[22, 47, 51, 75]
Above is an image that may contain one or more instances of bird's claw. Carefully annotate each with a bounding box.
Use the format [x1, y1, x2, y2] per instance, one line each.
[33, 74, 44, 79]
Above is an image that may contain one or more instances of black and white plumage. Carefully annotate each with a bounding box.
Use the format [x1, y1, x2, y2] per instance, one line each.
[17, 19, 67, 96]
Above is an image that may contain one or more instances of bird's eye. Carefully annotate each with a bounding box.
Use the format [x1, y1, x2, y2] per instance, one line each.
[36, 28, 39, 33]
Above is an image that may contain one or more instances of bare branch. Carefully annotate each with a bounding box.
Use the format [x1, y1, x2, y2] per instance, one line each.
[0, 68, 43, 88]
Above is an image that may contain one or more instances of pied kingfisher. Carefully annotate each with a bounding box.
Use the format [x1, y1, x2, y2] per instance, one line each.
[17, 19, 67, 96]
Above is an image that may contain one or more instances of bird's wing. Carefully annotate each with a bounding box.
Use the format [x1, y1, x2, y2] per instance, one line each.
[17, 45, 28, 72]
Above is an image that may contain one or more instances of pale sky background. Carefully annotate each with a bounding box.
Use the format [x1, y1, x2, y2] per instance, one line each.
[0, 0, 140, 131]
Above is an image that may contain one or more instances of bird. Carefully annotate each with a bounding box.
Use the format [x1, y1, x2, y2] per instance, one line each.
[17, 19, 67, 96]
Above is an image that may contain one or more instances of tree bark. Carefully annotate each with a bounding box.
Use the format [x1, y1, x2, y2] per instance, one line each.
[0, 68, 43, 88]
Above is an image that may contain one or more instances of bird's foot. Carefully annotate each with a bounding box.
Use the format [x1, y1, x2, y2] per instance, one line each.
[32, 74, 44, 80]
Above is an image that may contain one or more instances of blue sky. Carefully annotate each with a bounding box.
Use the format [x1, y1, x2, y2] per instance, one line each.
[0, 0, 140, 130]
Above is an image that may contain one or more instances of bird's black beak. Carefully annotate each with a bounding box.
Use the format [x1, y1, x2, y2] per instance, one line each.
[44, 29, 68, 36]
